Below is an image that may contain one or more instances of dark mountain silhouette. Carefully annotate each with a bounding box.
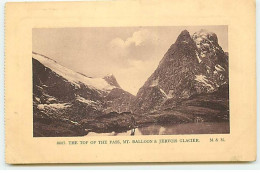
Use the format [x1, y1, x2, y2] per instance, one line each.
[131, 29, 229, 114]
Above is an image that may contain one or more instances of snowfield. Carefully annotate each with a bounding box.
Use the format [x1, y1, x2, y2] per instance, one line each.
[195, 75, 214, 90]
[76, 95, 99, 105]
[37, 103, 71, 110]
[33, 52, 116, 91]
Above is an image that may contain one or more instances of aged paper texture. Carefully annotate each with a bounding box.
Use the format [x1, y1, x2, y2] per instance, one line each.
[5, 0, 256, 163]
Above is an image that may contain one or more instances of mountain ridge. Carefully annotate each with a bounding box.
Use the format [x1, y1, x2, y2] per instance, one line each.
[131, 29, 229, 113]
[33, 53, 135, 136]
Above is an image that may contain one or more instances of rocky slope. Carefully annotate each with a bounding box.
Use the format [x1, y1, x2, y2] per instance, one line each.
[131, 29, 229, 117]
[32, 52, 135, 136]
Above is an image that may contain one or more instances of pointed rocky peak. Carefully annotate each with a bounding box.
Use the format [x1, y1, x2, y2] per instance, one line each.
[103, 74, 121, 88]
[132, 29, 229, 114]
[176, 30, 194, 45]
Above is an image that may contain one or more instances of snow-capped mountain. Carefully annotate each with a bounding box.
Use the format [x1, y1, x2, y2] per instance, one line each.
[33, 52, 117, 92]
[32, 52, 134, 136]
[131, 29, 229, 113]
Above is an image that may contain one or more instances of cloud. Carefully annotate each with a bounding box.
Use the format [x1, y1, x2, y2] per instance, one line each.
[110, 29, 158, 48]
[108, 29, 160, 64]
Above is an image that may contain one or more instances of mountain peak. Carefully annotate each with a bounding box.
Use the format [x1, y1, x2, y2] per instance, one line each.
[180, 29, 190, 35]
[105, 73, 114, 78]
[132, 29, 228, 113]
[103, 74, 120, 88]
[192, 29, 218, 46]
[192, 29, 221, 59]
[176, 30, 193, 45]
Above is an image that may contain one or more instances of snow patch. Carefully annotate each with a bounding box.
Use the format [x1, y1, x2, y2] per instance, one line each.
[63, 118, 79, 125]
[195, 75, 214, 90]
[37, 103, 71, 110]
[167, 90, 174, 98]
[160, 88, 168, 98]
[150, 78, 159, 87]
[48, 97, 56, 102]
[159, 88, 168, 98]
[201, 52, 206, 58]
[41, 93, 57, 102]
[215, 64, 225, 72]
[35, 97, 40, 102]
[76, 96, 98, 105]
[36, 85, 43, 90]
[195, 51, 202, 63]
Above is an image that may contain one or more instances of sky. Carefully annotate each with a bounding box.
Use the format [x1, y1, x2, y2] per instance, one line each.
[32, 26, 228, 95]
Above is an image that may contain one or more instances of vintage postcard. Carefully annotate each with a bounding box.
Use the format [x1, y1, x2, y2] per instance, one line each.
[5, 0, 256, 164]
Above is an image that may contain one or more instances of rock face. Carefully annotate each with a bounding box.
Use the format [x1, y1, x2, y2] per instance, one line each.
[131, 29, 229, 113]
[32, 52, 135, 136]
[103, 74, 121, 88]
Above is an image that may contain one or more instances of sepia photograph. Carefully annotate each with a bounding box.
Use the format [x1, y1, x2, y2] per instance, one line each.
[4, 0, 257, 164]
[32, 26, 229, 137]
